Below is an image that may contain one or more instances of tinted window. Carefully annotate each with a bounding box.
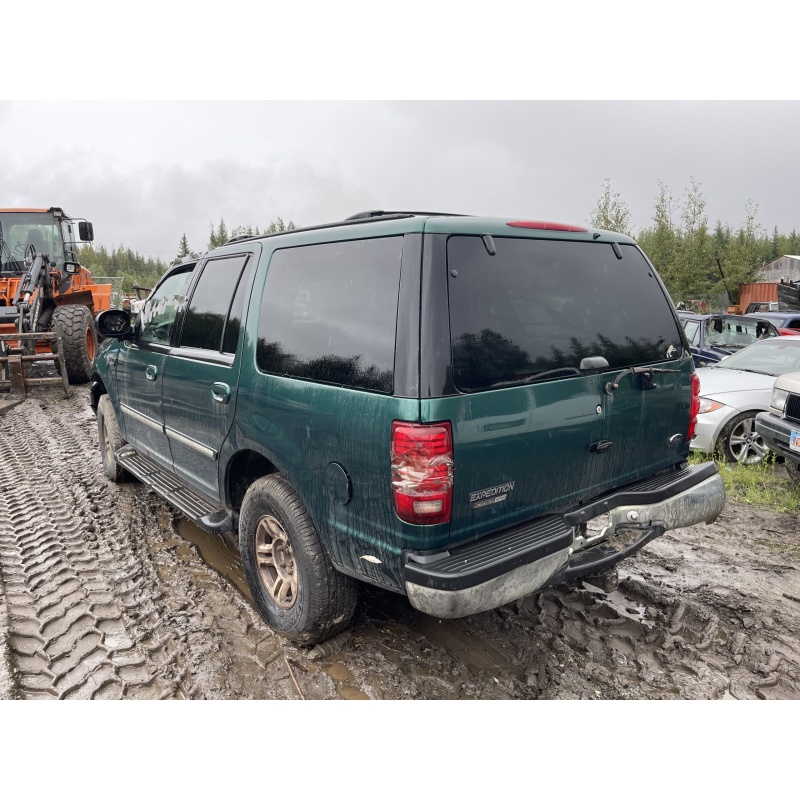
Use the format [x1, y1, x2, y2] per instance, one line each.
[222, 261, 254, 354]
[256, 237, 403, 393]
[139, 265, 195, 345]
[181, 255, 249, 351]
[447, 237, 683, 392]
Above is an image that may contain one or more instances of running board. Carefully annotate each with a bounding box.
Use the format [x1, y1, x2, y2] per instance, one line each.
[116, 445, 235, 533]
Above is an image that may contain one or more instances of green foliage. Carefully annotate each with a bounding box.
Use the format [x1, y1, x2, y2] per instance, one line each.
[78, 244, 166, 295]
[604, 177, 800, 310]
[688, 452, 800, 513]
[589, 179, 632, 236]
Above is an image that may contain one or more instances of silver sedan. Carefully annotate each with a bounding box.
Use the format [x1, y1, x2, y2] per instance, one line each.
[690, 337, 800, 464]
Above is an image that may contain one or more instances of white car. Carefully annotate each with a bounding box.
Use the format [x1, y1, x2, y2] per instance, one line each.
[691, 338, 800, 464]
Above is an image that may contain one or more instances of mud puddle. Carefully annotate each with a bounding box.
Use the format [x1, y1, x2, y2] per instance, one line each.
[2, 387, 799, 700]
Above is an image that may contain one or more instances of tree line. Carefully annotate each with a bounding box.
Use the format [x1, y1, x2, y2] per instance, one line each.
[589, 178, 799, 309]
[79, 217, 296, 299]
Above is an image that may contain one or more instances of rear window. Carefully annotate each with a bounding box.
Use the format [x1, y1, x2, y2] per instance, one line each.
[447, 236, 683, 392]
[256, 236, 403, 393]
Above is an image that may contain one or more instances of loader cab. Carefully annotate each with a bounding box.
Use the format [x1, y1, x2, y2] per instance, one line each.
[0, 208, 94, 277]
[0, 209, 68, 274]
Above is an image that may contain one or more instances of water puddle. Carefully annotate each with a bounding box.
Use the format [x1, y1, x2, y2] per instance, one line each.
[175, 519, 252, 602]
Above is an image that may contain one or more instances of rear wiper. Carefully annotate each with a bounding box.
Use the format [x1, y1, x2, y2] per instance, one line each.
[490, 367, 581, 388]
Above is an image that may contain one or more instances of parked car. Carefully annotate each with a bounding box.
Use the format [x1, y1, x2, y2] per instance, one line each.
[691, 338, 800, 464]
[744, 310, 800, 336]
[755, 372, 800, 483]
[677, 311, 783, 368]
[89, 210, 725, 644]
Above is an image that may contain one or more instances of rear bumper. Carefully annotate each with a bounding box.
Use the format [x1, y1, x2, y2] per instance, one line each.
[403, 462, 725, 618]
[755, 411, 800, 463]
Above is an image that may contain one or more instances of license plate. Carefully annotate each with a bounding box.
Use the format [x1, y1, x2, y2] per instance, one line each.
[791, 430, 800, 452]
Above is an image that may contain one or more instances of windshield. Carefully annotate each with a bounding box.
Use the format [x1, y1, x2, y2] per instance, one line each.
[703, 315, 777, 350]
[714, 339, 800, 376]
[0, 211, 65, 272]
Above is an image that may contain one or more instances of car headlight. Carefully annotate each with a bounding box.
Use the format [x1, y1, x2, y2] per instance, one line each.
[698, 397, 724, 414]
[770, 387, 788, 416]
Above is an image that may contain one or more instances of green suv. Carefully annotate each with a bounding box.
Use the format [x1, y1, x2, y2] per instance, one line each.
[90, 211, 726, 644]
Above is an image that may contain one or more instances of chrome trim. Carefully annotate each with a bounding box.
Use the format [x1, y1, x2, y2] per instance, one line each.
[165, 426, 216, 459]
[120, 403, 163, 433]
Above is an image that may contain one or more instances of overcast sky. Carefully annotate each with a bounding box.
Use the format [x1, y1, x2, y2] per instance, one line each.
[2, 100, 798, 263]
[4, 3, 799, 264]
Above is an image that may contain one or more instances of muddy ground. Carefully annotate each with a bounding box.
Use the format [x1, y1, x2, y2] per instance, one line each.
[0, 386, 798, 700]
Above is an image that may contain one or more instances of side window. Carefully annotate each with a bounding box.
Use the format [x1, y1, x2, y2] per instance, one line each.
[683, 320, 700, 346]
[139, 266, 196, 345]
[180, 255, 250, 352]
[256, 237, 403, 393]
[222, 261, 254, 354]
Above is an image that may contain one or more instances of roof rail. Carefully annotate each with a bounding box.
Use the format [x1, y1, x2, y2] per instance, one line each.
[218, 209, 467, 249]
[344, 210, 467, 220]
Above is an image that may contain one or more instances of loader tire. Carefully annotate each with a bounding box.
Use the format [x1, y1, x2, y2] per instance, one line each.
[52, 305, 98, 384]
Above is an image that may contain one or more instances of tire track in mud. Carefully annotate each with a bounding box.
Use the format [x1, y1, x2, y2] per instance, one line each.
[2, 390, 799, 700]
[0, 392, 329, 700]
[0, 396, 198, 698]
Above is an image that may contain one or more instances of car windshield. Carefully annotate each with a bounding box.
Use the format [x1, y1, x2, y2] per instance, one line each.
[703, 315, 777, 349]
[713, 339, 800, 376]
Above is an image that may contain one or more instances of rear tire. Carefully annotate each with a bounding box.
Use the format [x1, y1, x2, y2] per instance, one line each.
[52, 305, 98, 384]
[239, 475, 357, 645]
[97, 395, 128, 483]
[715, 411, 769, 465]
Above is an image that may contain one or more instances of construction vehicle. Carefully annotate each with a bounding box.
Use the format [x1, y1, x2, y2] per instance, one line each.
[0, 206, 111, 392]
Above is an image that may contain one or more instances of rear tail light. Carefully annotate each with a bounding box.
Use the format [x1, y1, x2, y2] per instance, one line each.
[391, 421, 453, 525]
[506, 220, 588, 232]
[688, 373, 701, 440]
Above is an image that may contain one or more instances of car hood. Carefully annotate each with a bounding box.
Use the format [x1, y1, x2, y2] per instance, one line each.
[695, 367, 776, 398]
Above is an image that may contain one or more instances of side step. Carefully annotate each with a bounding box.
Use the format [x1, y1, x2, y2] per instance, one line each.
[116, 445, 236, 533]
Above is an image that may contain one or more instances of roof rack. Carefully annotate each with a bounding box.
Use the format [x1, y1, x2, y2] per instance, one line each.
[222, 210, 462, 248]
[344, 210, 467, 220]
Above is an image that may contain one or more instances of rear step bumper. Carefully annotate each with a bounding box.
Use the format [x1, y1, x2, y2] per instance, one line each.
[403, 462, 725, 619]
[116, 446, 235, 533]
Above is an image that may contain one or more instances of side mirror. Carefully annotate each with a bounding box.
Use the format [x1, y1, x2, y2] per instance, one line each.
[96, 309, 133, 338]
[63, 261, 81, 274]
[78, 221, 94, 242]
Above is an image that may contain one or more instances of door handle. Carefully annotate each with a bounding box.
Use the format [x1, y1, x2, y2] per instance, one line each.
[211, 382, 231, 404]
[145, 365, 158, 381]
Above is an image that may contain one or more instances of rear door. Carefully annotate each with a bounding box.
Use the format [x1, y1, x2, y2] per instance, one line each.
[160, 249, 257, 499]
[423, 234, 689, 543]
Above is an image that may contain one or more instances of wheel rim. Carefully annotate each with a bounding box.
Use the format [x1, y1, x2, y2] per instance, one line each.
[254, 514, 297, 609]
[728, 416, 769, 464]
[86, 326, 96, 362]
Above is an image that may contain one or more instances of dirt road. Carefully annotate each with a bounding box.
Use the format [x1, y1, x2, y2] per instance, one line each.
[1, 388, 798, 699]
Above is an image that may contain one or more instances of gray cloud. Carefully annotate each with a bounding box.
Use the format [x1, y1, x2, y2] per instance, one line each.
[2, 101, 799, 262]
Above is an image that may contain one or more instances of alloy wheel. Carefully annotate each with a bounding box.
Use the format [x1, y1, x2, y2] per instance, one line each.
[728, 416, 769, 464]
[254, 514, 297, 609]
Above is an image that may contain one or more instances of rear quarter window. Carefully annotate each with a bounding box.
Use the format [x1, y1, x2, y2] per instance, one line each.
[447, 236, 683, 392]
[256, 236, 403, 393]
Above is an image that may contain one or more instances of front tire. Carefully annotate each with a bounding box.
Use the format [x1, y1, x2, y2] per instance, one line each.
[97, 395, 128, 483]
[52, 305, 98, 384]
[716, 411, 769, 465]
[239, 475, 357, 645]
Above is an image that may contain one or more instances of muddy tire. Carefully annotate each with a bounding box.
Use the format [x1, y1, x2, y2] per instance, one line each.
[715, 411, 770, 465]
[52, 305, 98, 384]
[239, 475, 357, 645]
[785, 458, 800, 484]
[97, 395, 128, 483]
